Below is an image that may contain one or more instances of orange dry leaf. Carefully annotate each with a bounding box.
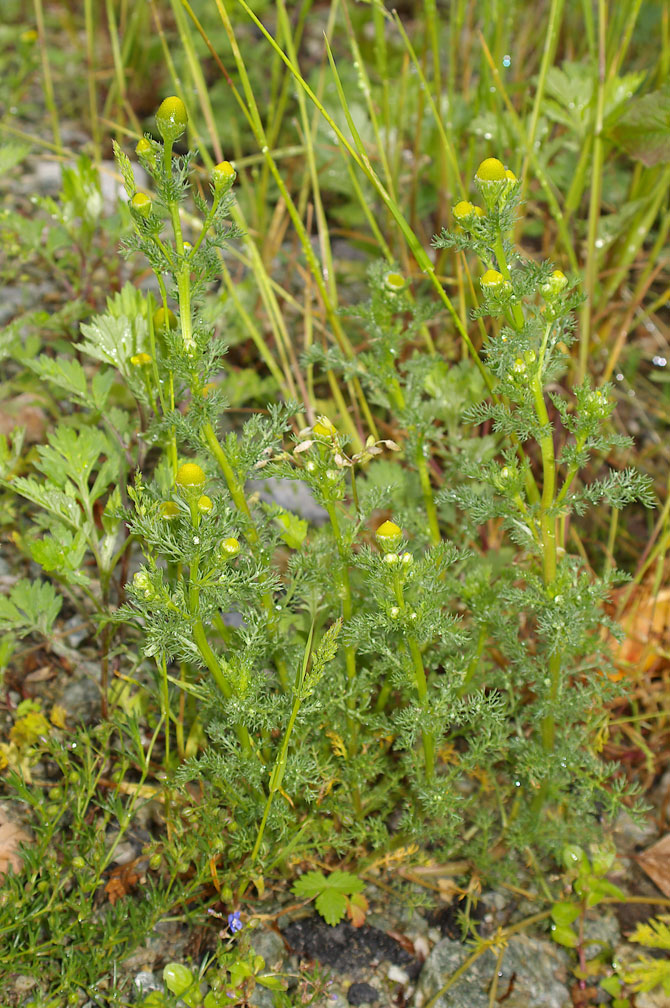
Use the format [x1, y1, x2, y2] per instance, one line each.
[0, 808, 31, 879]
[609, 585, 670, 680]
[346, 891, 368, 928]
[104, 860, 142, 904]
[636, 833, 670, 899]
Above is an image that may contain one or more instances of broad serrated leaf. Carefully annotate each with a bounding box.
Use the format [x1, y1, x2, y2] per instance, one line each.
[0, 579, 62, 637]
[292, 869, 328, 900]
[28, 525, 90, 586]
[78, 284, 149, 373]
[612, 80, 670, 166]
[27, 355, 87, 400]
[35, 426, 114, 490]
[315, 888, 348, 926]
[90, 369, 115, 410]
[324, 870, 365, 894]
[7, 476, 82, 526]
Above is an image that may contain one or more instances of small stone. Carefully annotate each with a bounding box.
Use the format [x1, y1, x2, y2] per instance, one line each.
[387, 964, 409, 984]
[347, 981, 379, 1005]
[134, 971, 162, 995]
[416, 934, 570, 1008]
[250, 927, 285, 970]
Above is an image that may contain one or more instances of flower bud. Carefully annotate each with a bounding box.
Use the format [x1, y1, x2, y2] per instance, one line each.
[475, 157, 506, 182]
[156, 96, 188, 143]
[197, 494, 213, 514]
[175, 463, 206, 488]
[135, 137, 153, 159]
[213, 160, 236, 187]
[220, 537, 241, 559]
[383, 552, 399, 564]
[130, 192, 152, 218]
[160, 501, 180, 519]
[312, 416, 337, 438]
[541, 269, 568, 299]
[384, 271, 405, 292]
[389, 606, 401, 619]
[480, 269, 505, 290]
[130, 352, 152, 367]
[133, 571, 153, 598]
[153, 307, 178, 334]
[375, 519, 402, 551]
[504, 168, 517, 182]
[400, 552, 413, 565]
[453, 200, 475, 222]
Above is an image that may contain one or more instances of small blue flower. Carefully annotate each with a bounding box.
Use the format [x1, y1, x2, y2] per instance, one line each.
[227, 911, 243, 933]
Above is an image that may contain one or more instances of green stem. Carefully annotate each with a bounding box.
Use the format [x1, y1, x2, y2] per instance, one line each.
[416, 439, 441, 546]
[392, 574, 435, 780]
[493, 236, 524, 331]
[578, 0, 606, 383]
[324, 505, 359, 730]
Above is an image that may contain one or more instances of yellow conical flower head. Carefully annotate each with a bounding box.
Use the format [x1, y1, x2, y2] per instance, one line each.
[453, 200, 475, 221]
[213, 161, 236, 186]
[480, 269, 505, 289]
[197, 495, 213, 514]
[473, 206, 486, 217]
[375, 520, 403, 550]
[312, 416, 337, 438]
[156, 96, 188, 143]
[504, 169, 517, 182]
[135, 137, 153, 158]
[176, 463, 206, 488]
[475, 157, 506, 182]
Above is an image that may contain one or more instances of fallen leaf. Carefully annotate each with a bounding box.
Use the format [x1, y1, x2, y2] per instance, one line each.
[104, 859, 143, 904]
[0, 808, 31, 879]
[346, 891, 368, 928]
[636, 833, 670, 898]
[608, 584, 670, 680]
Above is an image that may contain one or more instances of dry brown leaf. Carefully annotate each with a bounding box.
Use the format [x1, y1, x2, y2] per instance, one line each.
[636, 832, 670, 898]
[609, 585, 670, 679]
[0, 808, 31, 879]
[104, 860, 143, 905]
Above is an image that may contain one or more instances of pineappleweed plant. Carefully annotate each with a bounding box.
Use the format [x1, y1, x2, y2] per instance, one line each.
[82, 101, 656, 891]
